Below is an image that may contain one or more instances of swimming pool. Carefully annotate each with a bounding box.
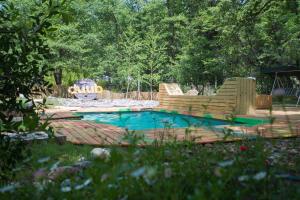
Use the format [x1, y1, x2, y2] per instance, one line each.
[79, 111, 238, 131]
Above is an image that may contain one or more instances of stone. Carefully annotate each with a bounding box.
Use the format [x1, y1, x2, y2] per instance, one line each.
[50, 161, 61, 171]
[48, 166, 81, 180]
[101, 173, 109, 182]
[46, 97, 159, 108]
[37, 156, 51, 164]
[33, 168, 48, 181]
[54, 133, 66, 145]
[218, 160, 234, 167]
[74, 178, 92, 190]
[164, 167, 172, 178]
[253, 171, 267, 180]
[0, 183, 20, 193]
[3, 131, 49, 142]
[74, 161, 91, 168]
[90, 148, 110, 160]
[60, 179, 72, 192]
[238, 175, 250, 182]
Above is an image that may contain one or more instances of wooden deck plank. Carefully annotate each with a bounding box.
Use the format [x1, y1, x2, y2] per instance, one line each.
[49, 106, 300, 146]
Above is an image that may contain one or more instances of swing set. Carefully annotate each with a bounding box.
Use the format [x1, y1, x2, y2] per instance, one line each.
[262, 66, 300, 106]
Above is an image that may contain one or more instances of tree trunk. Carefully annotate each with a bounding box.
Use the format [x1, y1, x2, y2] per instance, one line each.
[126, 80, 130, 99]
[150, 80, 153, 101]
[54, 68, 62, 86]
[214, 76, 218, 90]
[137, 77, 141, 100]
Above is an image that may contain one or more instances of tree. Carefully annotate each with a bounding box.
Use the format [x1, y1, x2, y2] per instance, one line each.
[118, 25, 143, 94]
[141, 26, 167, 99]
[27, 0, 300, 93]
[0, 0, 63, 181]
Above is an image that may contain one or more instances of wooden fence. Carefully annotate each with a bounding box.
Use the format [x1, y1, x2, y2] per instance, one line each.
[158, 77, 256, 116]
[50, 85, 159, 100]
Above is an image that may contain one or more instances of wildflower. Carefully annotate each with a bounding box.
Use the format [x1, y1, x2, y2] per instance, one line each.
[240, 146, 248, 151]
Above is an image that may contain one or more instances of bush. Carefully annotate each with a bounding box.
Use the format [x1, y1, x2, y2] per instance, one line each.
[0, 0, 63, 181]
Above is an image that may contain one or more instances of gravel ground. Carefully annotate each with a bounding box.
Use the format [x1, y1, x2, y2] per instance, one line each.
[204, 138, 300, 167]
[47, 97, 159, 108]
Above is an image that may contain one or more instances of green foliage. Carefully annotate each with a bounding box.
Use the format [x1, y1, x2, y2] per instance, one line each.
[2, 139, 300, 199]
[42, 0, 300, 93]
[175, 0, 300, 90]
[0, 0, 62, 121]
[0, 135, 29, 182]
[0, 0, 62, 181]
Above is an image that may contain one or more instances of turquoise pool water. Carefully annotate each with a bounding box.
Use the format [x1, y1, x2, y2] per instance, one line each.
[79, 111, 236, 131]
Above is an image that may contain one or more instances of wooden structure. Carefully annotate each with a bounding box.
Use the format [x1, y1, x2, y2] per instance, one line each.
[158, 77, 256, 116]
[261, 65, 300, 106]
[50, 107, 300, 146]
[256, 95, 272, 109]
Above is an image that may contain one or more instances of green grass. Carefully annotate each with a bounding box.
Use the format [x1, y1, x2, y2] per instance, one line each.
[1, 138, 300, 199]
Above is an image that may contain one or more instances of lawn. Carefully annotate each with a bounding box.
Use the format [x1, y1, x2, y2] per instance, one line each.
[1, 138, 300, 199]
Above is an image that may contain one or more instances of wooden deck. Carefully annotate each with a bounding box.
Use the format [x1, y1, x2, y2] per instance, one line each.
[52, 120, 126, 145]
[49, 106, 300, 146]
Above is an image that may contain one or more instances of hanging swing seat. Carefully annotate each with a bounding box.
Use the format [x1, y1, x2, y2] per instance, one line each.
[261, 65, 300, 106]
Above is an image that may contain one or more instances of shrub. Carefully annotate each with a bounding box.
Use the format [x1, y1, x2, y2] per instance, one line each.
[0, 0, 63, 181]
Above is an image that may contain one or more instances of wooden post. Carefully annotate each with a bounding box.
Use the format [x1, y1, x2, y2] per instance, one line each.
[235, 78, 256, 115]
